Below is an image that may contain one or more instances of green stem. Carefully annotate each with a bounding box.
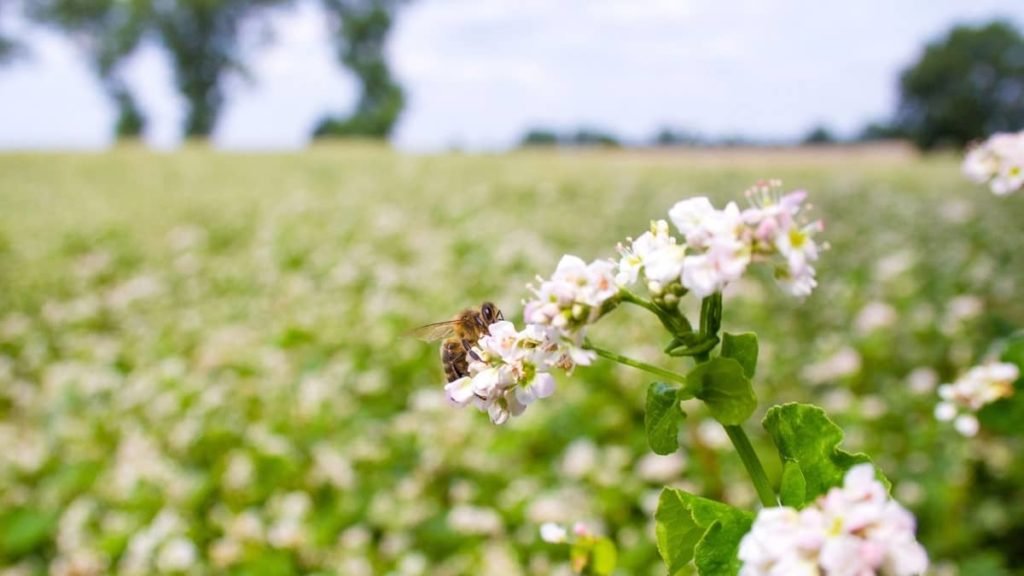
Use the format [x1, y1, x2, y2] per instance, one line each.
[619, 289, 662, 316]
[694, 292, 775, 507]
[586, 343, 689, 387]
[724, 424, 777, 508]
[619, 289, 693, 335]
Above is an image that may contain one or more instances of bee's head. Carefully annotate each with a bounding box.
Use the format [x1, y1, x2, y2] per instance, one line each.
[480, 301, 502, 325]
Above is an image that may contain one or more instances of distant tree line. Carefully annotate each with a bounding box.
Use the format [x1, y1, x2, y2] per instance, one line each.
[6, 0, 408, 141]
[518, 124, 876, 150]
[521, 19, 1024, 152]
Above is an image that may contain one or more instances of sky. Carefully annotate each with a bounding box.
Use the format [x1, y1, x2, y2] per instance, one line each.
[0, 0, 1023, 151]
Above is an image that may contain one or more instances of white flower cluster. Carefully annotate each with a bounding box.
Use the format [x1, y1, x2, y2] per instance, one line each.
[617, 181, 822, 299]
[963, 131, 1024, 195]
[739, 464, 928, 576]
[444, 321, 563, 425]
[934, 361, 1019, 437]
[445, 255, 620, 425]
[524, 254, 619, 353]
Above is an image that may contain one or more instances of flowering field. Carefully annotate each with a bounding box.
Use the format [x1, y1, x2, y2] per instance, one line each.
[1, 145, 1023, 575]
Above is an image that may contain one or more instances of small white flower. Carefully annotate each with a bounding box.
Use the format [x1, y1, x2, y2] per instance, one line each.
[935, 361, 1018, 436]
[616, 220, 681, 287]
[156, 537, 198, 573]
[444, 377, 476, 406]
[953, 414, 980, 437]
[668, 196, 718, 247]
[540, 522, 568, 543]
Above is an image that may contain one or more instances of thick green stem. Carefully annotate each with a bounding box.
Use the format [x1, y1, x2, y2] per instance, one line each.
[724, 424, 777, 508]
[586, 344, 689, 387]
[695, 292, 776, 507]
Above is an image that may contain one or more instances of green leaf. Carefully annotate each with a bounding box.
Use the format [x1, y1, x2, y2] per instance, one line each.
[655, 488, 702, 572]
[721, 332, 758, 379]
[779, 460, 807, 507]
[591, 537, 618, 575]
[656, 488, 753, 576]
[0, 507, 58, 557]
[686, 357, 757, 425]
[696, 518, 753, 575]
[763, 403, 881, 506]
[646, 382, 685, 455]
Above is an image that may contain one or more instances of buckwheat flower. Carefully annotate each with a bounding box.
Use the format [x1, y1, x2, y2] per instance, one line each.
[739, 183, 824, 298]
[449, 320, 562, 424]
[934, 361, 1019, 436]
[738, 507, 823, 576]
[963, 131, 1024, 195]
[668, 196, 719, 247]
[524, 254, 618, 351]
[682, 233, 750, 298]
[773, 226, 821, 298]
[669, 195, 770, 298]
[540, 522, 568, 543]
[616, 220, 681, 287]
[739, 464, 928, 576]
[156, 537, 198, 573]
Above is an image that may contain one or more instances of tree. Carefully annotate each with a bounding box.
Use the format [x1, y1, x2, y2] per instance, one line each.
[801, 125, 836, 145]
[314, 0, 407, 139]
[516, 127, 621, 148]
[854, 120, 904, 143]
[30, 0, 290, 140]
[651, 127, 701, 147]
[0, 0, 20, 63]
[152, 0, 290, 138]
[27, 0, 152, 137]
[896, 20, 1024, 150]
[520, 128, 559, 147]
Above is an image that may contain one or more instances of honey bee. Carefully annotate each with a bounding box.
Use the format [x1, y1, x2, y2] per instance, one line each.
[412, 302, 504, 382]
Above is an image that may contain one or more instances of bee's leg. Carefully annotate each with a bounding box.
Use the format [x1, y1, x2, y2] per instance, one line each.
[462, 339, 481, 362]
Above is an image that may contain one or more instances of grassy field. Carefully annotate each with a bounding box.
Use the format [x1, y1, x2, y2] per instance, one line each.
[1, 145, 1023, 575]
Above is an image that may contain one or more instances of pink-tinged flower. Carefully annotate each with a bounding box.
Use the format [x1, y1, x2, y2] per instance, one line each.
[740, 464, 928, 576]
[666, 184, 821, 298]
[935, 361, 1019, 436]
[528, 253, 614, 342]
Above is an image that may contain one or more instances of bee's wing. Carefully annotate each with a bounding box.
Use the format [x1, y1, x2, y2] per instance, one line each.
[408, 320, 459, 342]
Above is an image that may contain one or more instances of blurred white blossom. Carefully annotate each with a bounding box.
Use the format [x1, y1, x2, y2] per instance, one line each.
[540, 522, 568, 543]
[935, 362, 1019, 437]
[963, 131, 1024, 195]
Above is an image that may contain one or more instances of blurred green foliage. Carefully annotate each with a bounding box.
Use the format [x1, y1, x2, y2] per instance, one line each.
[0, 146, 1022, 574]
